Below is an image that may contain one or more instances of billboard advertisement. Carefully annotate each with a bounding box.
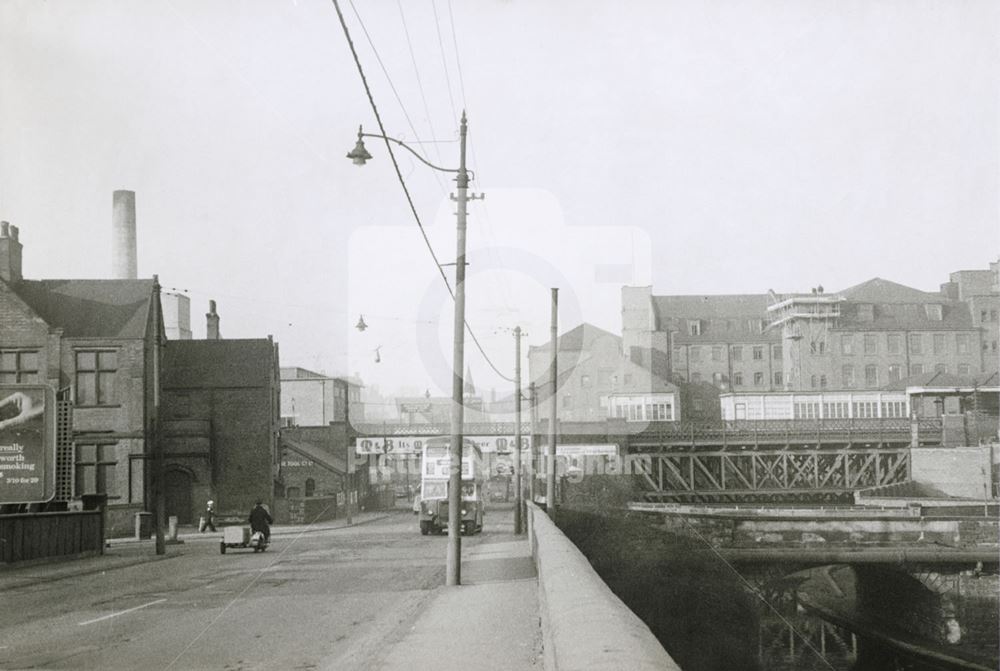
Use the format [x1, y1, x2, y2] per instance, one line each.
[0, 385, 56, 504]
[355, 435, 532, 456]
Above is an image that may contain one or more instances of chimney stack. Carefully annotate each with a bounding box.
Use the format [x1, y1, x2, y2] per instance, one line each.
[0, 221, 23, 284]
[112, 190, 137, 279]
[206, 299, 221, 340]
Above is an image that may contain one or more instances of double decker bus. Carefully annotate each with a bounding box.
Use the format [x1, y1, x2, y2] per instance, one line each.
[418, 436, 484, 536]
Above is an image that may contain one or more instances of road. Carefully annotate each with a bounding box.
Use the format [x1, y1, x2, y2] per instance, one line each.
[0, 509, 520, 670]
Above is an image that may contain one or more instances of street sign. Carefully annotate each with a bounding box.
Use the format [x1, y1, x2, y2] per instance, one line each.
[0, 385, 56, 504]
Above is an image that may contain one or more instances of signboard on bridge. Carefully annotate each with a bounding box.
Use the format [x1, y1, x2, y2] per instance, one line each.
[0, 385, 56, 504]
[355, 435, 532, 455]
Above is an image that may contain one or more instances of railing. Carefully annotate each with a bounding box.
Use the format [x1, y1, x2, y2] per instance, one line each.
[351, 422, 531, 436]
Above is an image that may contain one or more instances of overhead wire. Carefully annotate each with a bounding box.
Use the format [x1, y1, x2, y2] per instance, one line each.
[397, 0, 446, 169]
[429, 0, 459, 128]
[441, 0, 517, 320]
[330, 0, 514, 384]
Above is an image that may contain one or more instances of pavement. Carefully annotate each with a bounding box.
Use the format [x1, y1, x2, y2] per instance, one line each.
[373, 524, 543, 671]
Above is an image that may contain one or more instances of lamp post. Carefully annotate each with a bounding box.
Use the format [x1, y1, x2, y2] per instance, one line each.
[348, 114, 479, 586]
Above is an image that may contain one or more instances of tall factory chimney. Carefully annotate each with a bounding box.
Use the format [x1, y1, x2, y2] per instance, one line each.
[112, 190, 137, 279]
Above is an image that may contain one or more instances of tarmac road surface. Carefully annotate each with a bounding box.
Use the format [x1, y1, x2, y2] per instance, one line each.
[0, 510, 534, 670]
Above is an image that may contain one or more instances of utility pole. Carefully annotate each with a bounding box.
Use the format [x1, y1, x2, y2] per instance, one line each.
[345, 107, 480, 586]
[547, 288, 558, 521]
[528, 382, 537, 506]
[152, 277, 165, 555]
[513, 326, 524, 534]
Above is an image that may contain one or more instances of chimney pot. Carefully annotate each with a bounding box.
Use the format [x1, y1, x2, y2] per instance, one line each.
[10, 225, 18, 242]
[1, 222, 8, 237]
[206, 299, 221, 340]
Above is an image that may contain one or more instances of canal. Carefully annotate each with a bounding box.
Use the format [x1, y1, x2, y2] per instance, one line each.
[557, 508, 998, 671]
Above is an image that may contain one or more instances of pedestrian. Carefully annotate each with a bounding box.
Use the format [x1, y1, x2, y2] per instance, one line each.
[200, 500, 217, 532]
[249, 499, 272, 543]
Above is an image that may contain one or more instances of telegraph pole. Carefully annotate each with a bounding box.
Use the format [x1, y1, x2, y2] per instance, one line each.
[528, 382, 538, 506]
[547, 289, 558, 521]
[513, 326, 524, 534]
[152, 277, 165, 555]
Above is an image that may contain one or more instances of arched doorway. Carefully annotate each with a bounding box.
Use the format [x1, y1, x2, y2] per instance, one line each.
[164, 468, 194, 525]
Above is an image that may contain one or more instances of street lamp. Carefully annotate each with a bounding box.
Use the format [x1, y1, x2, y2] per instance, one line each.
[348, 113, 479, 586]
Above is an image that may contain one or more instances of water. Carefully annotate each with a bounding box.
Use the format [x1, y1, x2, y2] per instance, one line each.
[558, 509, 998, 671]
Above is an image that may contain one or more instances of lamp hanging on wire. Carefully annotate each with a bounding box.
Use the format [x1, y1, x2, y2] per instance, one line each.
[356, 314, 368, 331]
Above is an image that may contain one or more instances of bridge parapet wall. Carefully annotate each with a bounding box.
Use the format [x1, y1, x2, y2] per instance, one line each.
[527, 503, 681, 671]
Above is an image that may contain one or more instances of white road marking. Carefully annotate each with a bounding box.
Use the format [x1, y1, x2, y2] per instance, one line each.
[78, 598, 167, 626]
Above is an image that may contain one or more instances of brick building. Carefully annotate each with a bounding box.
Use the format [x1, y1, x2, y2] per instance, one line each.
[528, 323, 678, 426]
[0, 221, 160, 535]
[770, 274, 997, 392]
[161, 337, 281, 524]
[621, 261, 999, 409]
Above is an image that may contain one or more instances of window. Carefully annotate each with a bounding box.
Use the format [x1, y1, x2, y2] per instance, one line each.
[981, 310, 988, 322]
[752, 346, 764, 360]
[810, 374, 818, 389]
[810, 340, 826, 355]
[689, 346, 701, 362]
[908, 334, 922, 355]
[820, 375, 827, 389]
[732, 346, 743, 362]
[864, 334, 878, 355]
[857, 304, 874, 321]
[842, 365, 855, 388]
[772, 345, 782, 360]
[75, 444, 118, 498]
[958, 364, 971, 376]
[692, 399, 704, 413]
[712, 372, 724, 386]
[910, 363, 924, 376]
[992, 310, 998, 322]
[733, 372, 743, 386]
[580, 375, 591, 388]
[712, 346, 723, 362]
[753, 372, 764, 386]
[691, 372, 702, 383]
[888, 364, 902, 382]
[688, 320, 702, 336]
[887, 334, 902, 355]
[773, 371, 783, 386]
[75, 350, 118, 406]
[305, 478, 316, 497]
[0, 350, 39, 384]
[841, 335, 854, 355]
[933, 334, 946, 355]
[934, 363, 948, 374]
[956, 333, 970, 354]
[865, 365, 878, 387]
[925, 304, 943, 321]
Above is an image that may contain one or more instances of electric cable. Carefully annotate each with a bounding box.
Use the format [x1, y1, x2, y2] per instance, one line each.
[331, 0, 515, 384]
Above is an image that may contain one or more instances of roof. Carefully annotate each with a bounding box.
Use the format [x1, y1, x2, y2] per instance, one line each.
[531, 323, 620, 353]
[833, 301, 973, 331]
[839, 278, 943, 304]
[881, 370, 1000, 392]
[280, 366, 325, 380]
[282, 436, 347, 475]
[163, 339, 277, 388]
[13, 279, 155, 338]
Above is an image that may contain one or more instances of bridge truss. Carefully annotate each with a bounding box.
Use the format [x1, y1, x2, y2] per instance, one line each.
[636, 447, 911, 503]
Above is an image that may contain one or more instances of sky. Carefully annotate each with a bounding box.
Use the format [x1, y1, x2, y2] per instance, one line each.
[1, 0, 997, 400]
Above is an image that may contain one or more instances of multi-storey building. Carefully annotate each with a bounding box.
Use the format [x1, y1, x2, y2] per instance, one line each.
[622, 287, 783, 392]
[0, 222, 160, 534]
[769, 276, 995, 392]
